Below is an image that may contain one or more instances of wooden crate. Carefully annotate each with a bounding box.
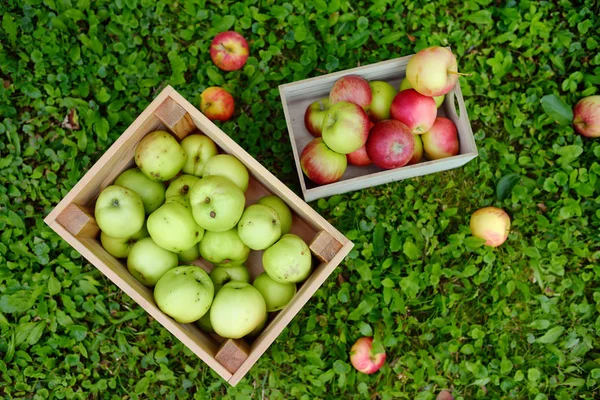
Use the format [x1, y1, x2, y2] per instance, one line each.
[279, 51, 478, 202]
[44, 86, 354, 386]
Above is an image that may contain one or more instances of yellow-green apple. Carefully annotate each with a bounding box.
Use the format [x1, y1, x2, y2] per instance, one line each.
[237, 204, 281, 250]
[573, 95, 600, 138]
[350, 337, 386, 374]
[329, 75, 372, 110]
[135, 131, 186, 181]
[165, 174, 200, 200]
[406, 46, 459, 97]
[178, 243, 200, 263]
[199, 228, 250, 266]
[368, 80, 397, 122]
[210, 31, 249, 72]
[147, 195, 204, 253]
[246, 314, 267, 338]
[200, 87, 235, 122]
[390, 89, 437, 134]
[114, 167, 166, 214]
[202, 154, 249, 192]
[422, 117, 459, 160]
[399, 77, 444, 108]
[189, 175, 246, 232]
[257, 195, 293, 235]
[154, 266, 214, 323]
[127, 237, 178, 287]
[469, 207, 510, 247]
[210, 281, 267, 339]
[253, 272, 297, 312]
[300, 138, 347, 184]
[322, 101, 370, 154]
[100, 223, 149, 259]
[95, 185, 145, 239]
[304, 97, 331, 137]
[180, 134, 218, 176]
[366, 120, 415, 170]
[407, 134, 424, 165]
[263, 234, 312, 283]
[195, 312, 214, 333]
[209, 265, 251, 293]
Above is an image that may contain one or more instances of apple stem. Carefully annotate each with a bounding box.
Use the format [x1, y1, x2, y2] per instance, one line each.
[448, 70, 472, 77]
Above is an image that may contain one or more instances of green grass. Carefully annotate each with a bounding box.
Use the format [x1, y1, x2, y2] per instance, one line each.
[1, 0, 600, 399]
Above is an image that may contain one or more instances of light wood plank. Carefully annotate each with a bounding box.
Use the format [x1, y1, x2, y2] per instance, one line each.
[155, 97, 197, 139]
[55, 203, 99, 238]
[309, 231, 343, 263]
[215, 339, 251, 374]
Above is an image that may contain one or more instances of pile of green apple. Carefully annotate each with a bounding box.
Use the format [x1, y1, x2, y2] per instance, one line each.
[301, 46, 463, 185]
[94, 130, 313, 340]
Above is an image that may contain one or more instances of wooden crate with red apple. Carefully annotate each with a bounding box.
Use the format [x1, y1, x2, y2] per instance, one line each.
[279, 47, 478, 202]
[44, 85, 353, 386]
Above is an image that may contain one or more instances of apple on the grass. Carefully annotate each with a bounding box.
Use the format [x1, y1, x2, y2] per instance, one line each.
[300, 138, 347, 185]
[95, 185, 145, 239]
[200, 87, 235, 122]
[407, 134, 424, 165]
[190, 175, 246, 232]
[200, 228, 250, 266]
[100, 224, 149, 259]
[253, 272, 297, 312]
[422, 117, 460, 160]
[154, 266, 214, 324]
[147, 195, 204, 253]
[304, 97, 331, 137]
[237, 204, 281, 250]
[114, 168, 166, 214]
[210, 31, 249, 72]
[127, 237, 178, 287]
[322, 101, 370, 154]
[470, 207, 511, 247]
[257, 195, 293, 235]
[202, 154, 249, 192]
[399, 77, 445, 109]
[165, 174, 200, 200]
[180, 134, 218, 177]
[390, 89, 437, 134]
[210, 281, 267, 339]
[263, 234, 312, 284]
[329, 75, 372, 110]
[350, 337, 386, 374]
[135, 131, 186, 181]
[366, 120, 415, 170]
[209, 265, 251, 293]
[368, 80, 397, 122]
[406, 46, 459, 97]
[573, 95, 600, 138]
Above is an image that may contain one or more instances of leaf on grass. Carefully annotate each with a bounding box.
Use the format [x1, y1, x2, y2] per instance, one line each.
[348, 300, 373, 321]
[541, 94, 573, 125]
[403, 240, 420, 260]
[537, 326, 565, 344]
[555, 145, 583, 166]
[373, 223, 385, 257]
[466, 10, 493, 25]
[497, 173, 520, 200]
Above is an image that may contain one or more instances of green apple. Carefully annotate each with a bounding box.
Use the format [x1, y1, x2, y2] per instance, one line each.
[237, 204, 281, 250]
[246, 313, 267, 339]
[189, 175, 246, 232]
[154, 266, 214, 323]
[178, 244, 201, 263]
[114, 167, 166, 214]
[210, 281, 267, 339]
[252, 272, 297, 312]
[127, 237, 178, 287]
[100, 223, 149, 259]
[95, 185, 145, 239]
[165, 174, 201, 200]
[195, 312, 214, 333]
[257, 195, 293, 235]
[202, 154, 249, 192]
[400, 77, 444, 108]
[209, 265, 251, 293]
[199, 228, 250, 266]
[147, 195, 204, 253]
[135, 130, 186, 181]
[180, 134, 218, 176]
[368, 80, 397, 122]
[263, 234, 312, 283]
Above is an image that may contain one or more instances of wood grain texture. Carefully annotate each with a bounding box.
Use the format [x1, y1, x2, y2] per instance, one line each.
[155, 97, 196, 139]
[215, 339, 251, 374]
[309, 231, 344, 263]
[56, 203, 100, 238]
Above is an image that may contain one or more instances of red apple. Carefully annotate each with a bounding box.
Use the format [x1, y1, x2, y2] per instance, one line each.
[573, 95, 600, 138]
[400, 77, 444, 108]
[329, 75, 372, 110]
[347, 145, 372, 166]
[421, 117, 459, 159]
[300, 138, 347, 185]
[210, 31, 249, 72]
[407, 134, 423, 165]
[350, 337, 386, 374]
[366, 120, 415, 170]
[200, 87, 235, 121]
[322, 101, 370, 154]
[406, 46, 459, 97]
[304, 97, 331, 137]
[470, 207, 511, 247]
[390, 89, 437, 134]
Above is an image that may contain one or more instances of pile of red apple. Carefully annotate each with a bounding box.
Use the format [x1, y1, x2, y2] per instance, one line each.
[301, 46, 463, 185]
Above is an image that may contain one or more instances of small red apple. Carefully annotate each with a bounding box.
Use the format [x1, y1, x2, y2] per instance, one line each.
[304, 97, 331, 137]
[407, 134, 424, 165]
[421, 117, 460, 159]
[300, 138, 347, 185]
[390, 89, 437, 134]
[210, 31, 249, 72]
[329, 75, 372, 110]
[350, 337, 386, 374]
[347, 145, 372, 166]
[200, 87, 235, 121]
[573, 95, 600, 138]
[366, 120, 415, 170]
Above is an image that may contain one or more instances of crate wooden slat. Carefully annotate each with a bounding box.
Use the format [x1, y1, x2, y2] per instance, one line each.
[44, 85, 353, 386]
[278, 50, 478, 202]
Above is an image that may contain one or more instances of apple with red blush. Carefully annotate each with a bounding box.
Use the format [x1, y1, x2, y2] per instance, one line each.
[390, 89, 437, 135]
[422, 117, 460, 160]
[329, 75, 372, 110]
[350, 337, 386, 374]
[300, 138, 347, 184]
[303, 97, 330, 137]
[200, 87, 235, 122]
[366, 120, 415, 170]
[210, 31, 249, 72]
